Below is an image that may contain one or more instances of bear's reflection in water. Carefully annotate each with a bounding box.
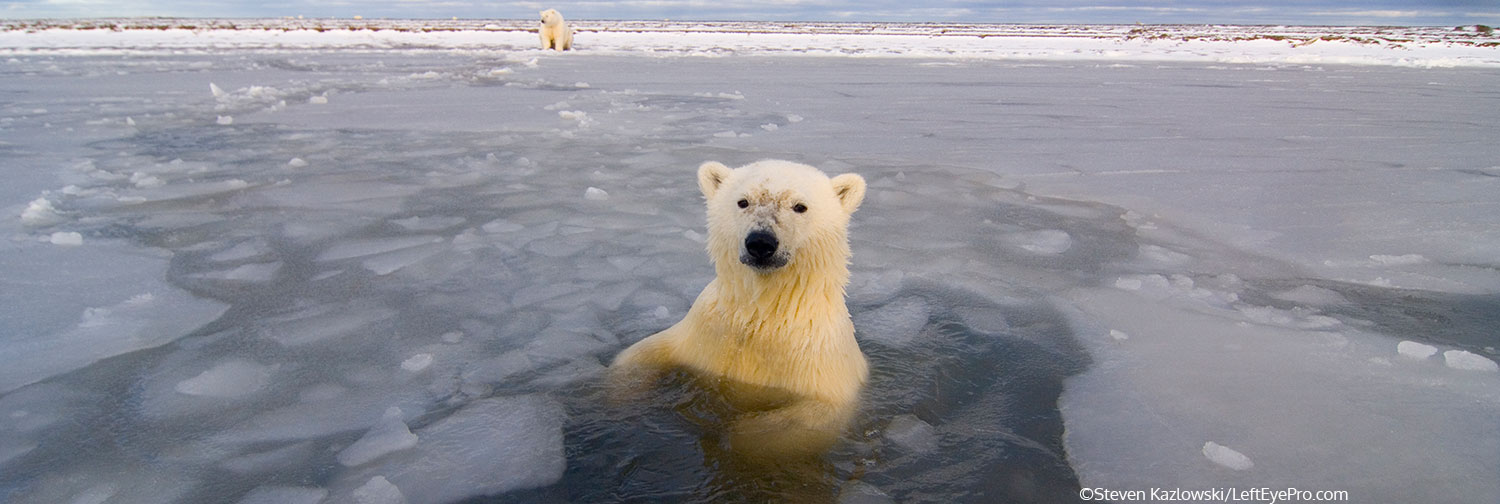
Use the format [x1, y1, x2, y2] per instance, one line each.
[506, 282, 1090, 503]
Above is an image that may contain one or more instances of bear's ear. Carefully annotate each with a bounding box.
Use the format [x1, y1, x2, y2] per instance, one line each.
[698, 161, 732, 200]
[830, 173, 866, 214]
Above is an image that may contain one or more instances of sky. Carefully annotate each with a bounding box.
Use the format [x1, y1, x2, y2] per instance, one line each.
[1, 0, 1498, 27]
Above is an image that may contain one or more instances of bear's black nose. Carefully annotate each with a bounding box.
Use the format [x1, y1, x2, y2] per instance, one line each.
[744, 230, 779, 261]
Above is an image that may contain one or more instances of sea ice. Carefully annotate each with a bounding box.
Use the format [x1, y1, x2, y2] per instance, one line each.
[287, 157, 309, 168]
[188, 262, 281, 283]
[337, 407, 419, 467]
[220, 442, 318, 475]
[0, 285, 227, 394]
[852, 296, 931, 347]
[400, 353, 433, 372]
[1005, 229, 1072, 255]
[585, 187, 609, 200]
[212, 386, 429, 445]
[352, 476, 407, 504]
[237, 486, 328, 504]
[884, 414, 938, 454]
[257, 303, 397, 347]
[1442, 350, 1498, 372]
[48, 232, 83, 246]
[1396, 340, 1438, 359]
[20, 197, 64, 226]
[1202, 441, 1254, 470]
[331, 395, 566, 504]
[391, 216, 465, 231]
[1271, 285, 1349, 306]
[317, 236, 442, 262]
[362, 243, 445, 275]
[1369, 254, 1429, 266]
[174, 359, 274, 398]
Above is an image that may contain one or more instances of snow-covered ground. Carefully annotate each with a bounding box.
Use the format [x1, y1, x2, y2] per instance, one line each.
[1, 20, 1497, 503]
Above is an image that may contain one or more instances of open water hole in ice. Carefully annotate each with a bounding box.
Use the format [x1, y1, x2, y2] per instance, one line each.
[2, 50, 1497, 503]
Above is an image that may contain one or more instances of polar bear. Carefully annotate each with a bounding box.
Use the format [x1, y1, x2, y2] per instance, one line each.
[611, 159, 869, 461]
[538, 9, 573, 51]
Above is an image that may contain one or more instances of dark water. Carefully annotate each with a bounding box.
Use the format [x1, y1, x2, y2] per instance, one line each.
[494, 280, 1092, 504]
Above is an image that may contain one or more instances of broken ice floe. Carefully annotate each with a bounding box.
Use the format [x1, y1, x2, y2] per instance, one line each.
[1202, 441, 1253, 470]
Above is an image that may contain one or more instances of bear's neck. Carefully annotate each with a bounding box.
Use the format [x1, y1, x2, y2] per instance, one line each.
[714, 248, 851, 332]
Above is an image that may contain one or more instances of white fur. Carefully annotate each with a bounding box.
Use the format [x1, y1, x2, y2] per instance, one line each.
[538, 9, 573, 51]
[611, 159, 869, 461]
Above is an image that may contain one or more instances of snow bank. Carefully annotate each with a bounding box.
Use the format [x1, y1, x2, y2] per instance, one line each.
[2, 19, 1496, 68]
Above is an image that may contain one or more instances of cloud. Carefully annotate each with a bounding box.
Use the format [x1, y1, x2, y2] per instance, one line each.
[1307, 9, 1437, 18]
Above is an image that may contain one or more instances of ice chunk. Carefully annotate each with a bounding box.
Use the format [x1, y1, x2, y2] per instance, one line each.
[1109, 329, 1130, 341]
[337, 407, 419, 467]
[287, 157, 309, 168]
[213, 386, 427, 444]
[318, 236, 442, 262]
[559, 110, 593, 127]
[217, 115, 234, 125]
[238, 486, 327, 504]
[175, 359, 274, 398]
[1443, 350, 1498, 372]
[838, 481, 894, 504]
[1, 286, 227, 394]
[353, 476, 407, 504]
[48, 232, 83, 246]
[1201, 441, 1253, 470]
[258, 303, 396, 347]
[309, 96, 329, 105]
[21, 197, 64, 227]
[220, 442, 317, 475]
[391, 216, 464, 231]
[128, 179, 251, 203]
[853, 296, 930, 347]
[1271, 285, 1349, 306]
[585, 187, 609, 201]
[400, 353, 433, 373]
[462, 351, 535, 385]
[884, 414, 938, 454]
[189, 262, 281, 283]
[1005, 229, 1072, 255]
[129, 171, 164, 188]
[1370, 254, 1429, 266]
[362, 243, 445, 276]
[652, 306, 670, 319]
[332, 395, 565, 504]
[210, 82, 226, 97]
[1138, 244, 1192, 265]
[482, 219, 524, 233]
[1396, 340, 1438, 359]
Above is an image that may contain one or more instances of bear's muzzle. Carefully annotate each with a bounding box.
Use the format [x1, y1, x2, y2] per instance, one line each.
[741, 230, 787, 271]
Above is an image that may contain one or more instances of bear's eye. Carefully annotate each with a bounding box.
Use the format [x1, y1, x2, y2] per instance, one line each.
[792, 203, 807, 214]
[737, 199, 749, 209]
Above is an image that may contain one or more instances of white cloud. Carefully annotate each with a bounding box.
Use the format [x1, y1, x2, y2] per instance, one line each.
[1307, 9, 1437, 19]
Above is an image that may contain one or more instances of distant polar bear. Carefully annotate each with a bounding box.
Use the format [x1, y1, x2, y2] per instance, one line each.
[538, 9, 573, 51]
[611, 159, 869, 461]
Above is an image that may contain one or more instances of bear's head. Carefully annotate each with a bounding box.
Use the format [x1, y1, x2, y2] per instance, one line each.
[698, 160, 865, 279]
[540, 9, 563, 27]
